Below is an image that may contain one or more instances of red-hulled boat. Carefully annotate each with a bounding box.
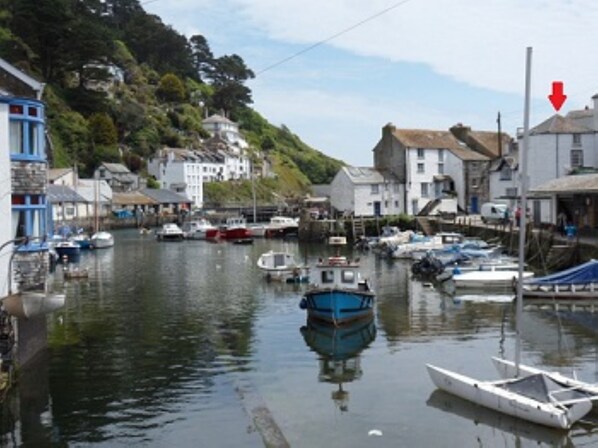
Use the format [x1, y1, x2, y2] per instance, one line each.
[220, 216, 252, 240]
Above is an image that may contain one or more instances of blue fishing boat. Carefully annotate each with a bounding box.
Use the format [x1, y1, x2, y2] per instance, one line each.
[522, 259, 598, 300]
[299, 255, 374, 325]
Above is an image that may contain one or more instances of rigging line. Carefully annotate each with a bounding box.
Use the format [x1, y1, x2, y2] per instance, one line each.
[255, 0, 416, 76]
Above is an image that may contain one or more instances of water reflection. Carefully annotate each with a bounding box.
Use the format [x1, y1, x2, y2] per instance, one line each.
[426, 389, 574, 447]
[300, 318, 376, 412]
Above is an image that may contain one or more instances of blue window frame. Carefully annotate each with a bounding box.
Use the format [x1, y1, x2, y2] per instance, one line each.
[11, 194, 48, 250]
[8, 99, 45, 162]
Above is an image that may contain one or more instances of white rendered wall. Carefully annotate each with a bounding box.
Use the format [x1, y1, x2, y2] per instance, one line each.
[0, 103, 11, 298]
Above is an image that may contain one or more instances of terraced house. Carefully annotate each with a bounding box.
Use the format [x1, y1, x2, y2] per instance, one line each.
[0, 57, 64, 379]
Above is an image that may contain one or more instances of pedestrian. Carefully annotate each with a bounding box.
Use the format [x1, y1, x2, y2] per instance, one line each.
[565, 223, 577, 242]
[557, 212, 567, 236]
[515, 207, 521, 227]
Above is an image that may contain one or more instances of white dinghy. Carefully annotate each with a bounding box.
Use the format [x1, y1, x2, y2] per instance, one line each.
[426, 364, 593, 429]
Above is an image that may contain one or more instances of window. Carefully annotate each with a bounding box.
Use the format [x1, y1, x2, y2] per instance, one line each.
[371, 184, 379, 194]
[471, 178, 479, 189]
[500, 166, 512, 180]
[394, 200, 399, 208]
[571, 149, 583, 168]
[11, 194, 47, 244]
[8, 101, 44, 160]
[417, 148, 425, 159]
[341, 270, 355, 283]
[417, 163, 425, 173]
[421, 183, 429, 197]
[506, 187, 518, 197]
[321, 270, 335, 284]
[572, 134, 581, 147]
[438, 149, 444, 161]
[437, 163, 444, 174]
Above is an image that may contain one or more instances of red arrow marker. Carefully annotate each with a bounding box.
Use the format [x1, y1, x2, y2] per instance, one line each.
[548, 81, 567, 111]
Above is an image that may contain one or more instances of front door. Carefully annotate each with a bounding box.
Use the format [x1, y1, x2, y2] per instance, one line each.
[471, 196, 479, 214]
[373, 201, 381, 216]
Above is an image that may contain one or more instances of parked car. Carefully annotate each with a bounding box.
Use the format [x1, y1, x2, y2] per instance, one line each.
[480, 202, 508, 224]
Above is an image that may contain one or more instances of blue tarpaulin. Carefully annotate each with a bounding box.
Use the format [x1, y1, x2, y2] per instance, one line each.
[525, 259, 598, 285]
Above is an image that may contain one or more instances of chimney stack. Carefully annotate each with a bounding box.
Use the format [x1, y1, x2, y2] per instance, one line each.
[592, 94, 598, 131]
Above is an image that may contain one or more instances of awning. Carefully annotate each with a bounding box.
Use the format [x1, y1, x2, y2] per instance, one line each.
[433, 175, 453, 182]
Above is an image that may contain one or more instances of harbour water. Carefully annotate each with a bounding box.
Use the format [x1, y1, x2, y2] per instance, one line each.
[1, 229, 597, 447]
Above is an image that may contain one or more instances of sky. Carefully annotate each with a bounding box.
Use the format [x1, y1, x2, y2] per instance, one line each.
[144, 0, 598, 166]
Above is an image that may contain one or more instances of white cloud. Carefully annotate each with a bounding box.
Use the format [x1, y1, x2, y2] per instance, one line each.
[232, 0, 598, 101]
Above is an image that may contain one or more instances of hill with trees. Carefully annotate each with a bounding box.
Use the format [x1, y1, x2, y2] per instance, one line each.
[0, 0, 343, 203]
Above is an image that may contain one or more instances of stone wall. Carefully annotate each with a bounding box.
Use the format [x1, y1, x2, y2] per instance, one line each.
[11, 161, 47, 195]
[12, 251, 49, 291]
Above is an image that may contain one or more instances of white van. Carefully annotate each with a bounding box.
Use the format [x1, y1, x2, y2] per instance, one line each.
[480, 203, 508, 224]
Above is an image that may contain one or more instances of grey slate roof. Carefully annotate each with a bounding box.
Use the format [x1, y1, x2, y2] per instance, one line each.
[102, 162, 131, 174]
[530, 173, 598, 194]
[530, 114, 592, 135]
[341, 167, 398, 184]
[47, 185, 87, 203]
[141, 188, 191, 204]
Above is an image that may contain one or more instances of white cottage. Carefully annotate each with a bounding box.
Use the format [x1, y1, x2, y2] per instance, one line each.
[330, 166, 404, 217]
[148, 148, 205, 208]
[373, 125, 490, 215]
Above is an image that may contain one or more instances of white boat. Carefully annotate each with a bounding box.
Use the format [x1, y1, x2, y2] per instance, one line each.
[156, 223, 184, 241]
[452, 270, 534, 289]
[181, 219, 219, 240]
[426, 49, 596, 430]
[257, 251, 309, 283]
[426, 364, 593, 429]
[247, 223, 267, 238]
[91, 231, 114, 248]
[328, 235, 347, 246]
[266, 216, 299, 238]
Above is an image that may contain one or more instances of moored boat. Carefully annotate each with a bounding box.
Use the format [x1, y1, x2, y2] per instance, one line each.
[257, 250, 309, 283]
[53, 240, 81, 262]
[521, 259, 598, 300]
[265, 216, 299, 238]
[156, 223, 184, 241]
[220, 216, 252, 241]
[426, 364, 593, 429]
[299, 255, 374, 325]
[91, 231, 114, 249]
[452, 269, 534, 289]
[182, 219, 219, 240]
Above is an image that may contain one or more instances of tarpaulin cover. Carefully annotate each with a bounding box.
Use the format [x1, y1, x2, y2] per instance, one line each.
[500, 373, 589, 404]
[525, 259, 598, 285]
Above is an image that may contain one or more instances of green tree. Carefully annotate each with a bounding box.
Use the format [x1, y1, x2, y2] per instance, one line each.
[208, 54, 254, 115]
[189, 34, 213, 81]
[156, 73, 185, 103]
[88, 112, 118, 145]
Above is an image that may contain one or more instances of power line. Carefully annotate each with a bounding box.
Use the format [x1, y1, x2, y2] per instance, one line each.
[255, 0, 415, 76]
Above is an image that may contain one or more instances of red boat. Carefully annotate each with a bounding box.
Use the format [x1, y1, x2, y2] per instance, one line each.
[220, 217, 252, 240]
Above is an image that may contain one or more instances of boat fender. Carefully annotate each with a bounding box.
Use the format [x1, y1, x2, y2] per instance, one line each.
[452, 265, 461, 275]
[299, 297, 307, 309]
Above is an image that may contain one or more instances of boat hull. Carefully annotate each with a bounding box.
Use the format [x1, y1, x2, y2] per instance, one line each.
[426, 364, 592, 429]
[303, 289, 374, 325]
[91, 232, 114, 249]
[453, 271, 534, 289]
[222, 228, 252, 240]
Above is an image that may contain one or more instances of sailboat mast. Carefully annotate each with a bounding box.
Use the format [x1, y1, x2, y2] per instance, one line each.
[516, 46, 532, 375]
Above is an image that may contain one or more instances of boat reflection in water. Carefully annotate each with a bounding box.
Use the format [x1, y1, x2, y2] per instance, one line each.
[300, 318, 376, 412]
[426, 390, 574, 447]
